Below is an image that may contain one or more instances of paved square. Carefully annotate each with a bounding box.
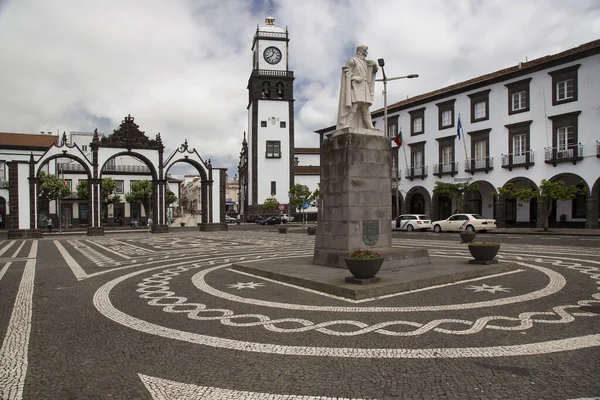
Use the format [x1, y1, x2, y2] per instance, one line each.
[0, 231, 599, 399]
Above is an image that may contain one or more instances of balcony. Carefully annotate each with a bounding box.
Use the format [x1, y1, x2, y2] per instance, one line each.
[544, 144, 584, 166]
[465, 157, 494, 174]
[433, 162, 458, 177]
[501, 151, 535, 171]
[405, 165, 428, 181]
[59, 163, 85, 172]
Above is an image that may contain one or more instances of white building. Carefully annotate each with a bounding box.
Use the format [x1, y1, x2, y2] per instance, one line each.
[317, 39, 600, 229]
[241, 16, 294, 214]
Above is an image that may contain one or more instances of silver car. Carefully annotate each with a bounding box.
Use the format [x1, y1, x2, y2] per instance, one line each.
[393, 214, 432, 232]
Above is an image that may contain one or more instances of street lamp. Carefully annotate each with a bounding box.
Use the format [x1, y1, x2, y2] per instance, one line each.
[375, 58, 418, 217]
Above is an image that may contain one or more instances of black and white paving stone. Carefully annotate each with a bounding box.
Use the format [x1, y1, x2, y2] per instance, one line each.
[0, 233, 598, 399]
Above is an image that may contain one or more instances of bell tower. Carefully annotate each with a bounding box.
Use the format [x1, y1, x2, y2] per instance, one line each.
[247, 15, 294, 212]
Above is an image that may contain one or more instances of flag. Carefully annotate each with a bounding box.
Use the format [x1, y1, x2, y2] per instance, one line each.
[393, 131, 402, 147]
[457, 114, 462, 140]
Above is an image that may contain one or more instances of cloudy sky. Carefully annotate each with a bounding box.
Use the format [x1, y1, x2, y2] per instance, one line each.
[1, 0, 599, 177]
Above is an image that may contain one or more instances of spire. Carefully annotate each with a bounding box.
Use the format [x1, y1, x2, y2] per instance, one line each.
[242, 131, 247, 144]
[265, 15, 275, 26]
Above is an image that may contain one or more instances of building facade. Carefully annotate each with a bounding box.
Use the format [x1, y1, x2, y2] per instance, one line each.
[317, 39, 600, 229]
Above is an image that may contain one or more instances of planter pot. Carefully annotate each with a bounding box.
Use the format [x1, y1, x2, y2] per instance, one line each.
[278, 227, 288, 234]
[468, 243, 500, 261]
[180, 222, 185, 227]
[344, 257, 384, 279]
[460, 232, 476, 243]
[306, 226, 317, 235]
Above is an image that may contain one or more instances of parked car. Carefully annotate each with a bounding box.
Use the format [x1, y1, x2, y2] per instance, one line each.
[393, 214, 432, 231]
[259, 216, 286, 225]
[431, 214, 497, 233]
[281, 214, 295, 222]
[246, 214, 263, 223]
[225, 215, 237, 224]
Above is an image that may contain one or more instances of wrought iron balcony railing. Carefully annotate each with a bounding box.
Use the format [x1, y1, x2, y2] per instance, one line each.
[432, 162, 458, 177]
[465, 157, 494, 174]
[405, 165, 428, 181]
[544, 144, 584, 166]
[501, 151, 535, 171]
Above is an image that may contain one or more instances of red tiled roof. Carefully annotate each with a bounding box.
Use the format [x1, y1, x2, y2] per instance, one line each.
[295, 165, 320, 175]
[0, 132, 58, 149]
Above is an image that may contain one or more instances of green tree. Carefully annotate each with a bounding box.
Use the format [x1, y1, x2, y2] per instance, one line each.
[288, 184, 312, 212]
[432, 181, 479, 213]
[125, 180, 153, 217]
[311, 183, 321, 207]
[38, 171, 71, 205]
[76, 178, 121, 206]
[263, 196, 280, 215]
[498, 179, 584, 231]
[166, 188, 178, 206]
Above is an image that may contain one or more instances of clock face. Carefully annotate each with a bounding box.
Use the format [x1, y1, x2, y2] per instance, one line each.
[263, 46, 282, 65]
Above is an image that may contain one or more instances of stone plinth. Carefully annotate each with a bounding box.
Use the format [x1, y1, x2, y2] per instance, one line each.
[8, 229, 42, 239]
[197, 223, 228, 231]
[86, 227, 105, 236]
[313, 128, 430, 269]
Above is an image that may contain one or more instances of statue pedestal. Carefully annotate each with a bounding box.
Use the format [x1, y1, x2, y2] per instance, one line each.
[313, 128, 429, 269]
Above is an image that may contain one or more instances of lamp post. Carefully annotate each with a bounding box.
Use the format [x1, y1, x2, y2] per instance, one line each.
[375, 58, 418, 217]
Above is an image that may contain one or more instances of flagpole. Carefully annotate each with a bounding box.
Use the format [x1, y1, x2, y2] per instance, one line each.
[458, 113, 469, 169]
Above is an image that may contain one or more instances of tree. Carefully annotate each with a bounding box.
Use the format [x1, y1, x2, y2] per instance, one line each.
[288, 184, 312, 212]
[38, 171, 71, 205]
[498, 179, 584, 231]
[311, 183, 321, 208]
[76, 178, 122, 206]
[125, 180, 153, 217]
[263, 196, 280, 215]
[166, 189, 178, 206]
[432, 181, 479, 213]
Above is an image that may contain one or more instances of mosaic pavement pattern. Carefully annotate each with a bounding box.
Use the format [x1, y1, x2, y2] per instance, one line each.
[0, 232, 598, 399]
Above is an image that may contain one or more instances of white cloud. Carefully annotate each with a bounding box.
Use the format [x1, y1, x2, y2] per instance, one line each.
[0, 0, 598, 176]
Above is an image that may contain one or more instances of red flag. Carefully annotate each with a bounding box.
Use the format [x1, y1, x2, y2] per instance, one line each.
[393, 131, 402, 147]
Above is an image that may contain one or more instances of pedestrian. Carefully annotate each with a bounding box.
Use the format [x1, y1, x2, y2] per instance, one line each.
[147, 217, 153, 228]
[46, 217, 53, 233]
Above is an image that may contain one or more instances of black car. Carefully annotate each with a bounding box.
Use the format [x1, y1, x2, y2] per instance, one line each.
[259, 216, 286, 225]
[246, 214, 263, 223]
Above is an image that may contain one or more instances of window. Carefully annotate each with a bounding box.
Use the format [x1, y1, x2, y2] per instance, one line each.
[65, 179, 72, 190]
[549, 64, 579, 106]
[468, 89, 490, 123]
[280, 121, 286, 128]
[81, 145, 88, 152]
[115, 180, 124, 194]
[549, 111, 580, 155]
[271, 181, 276, 196]
[387, 115, 399, 138]
[266, 140, 281, 158]
[262, 81, 271, 98]
[0, 161, 5, 182]
[436, 99, 455, 130]
[505, 78, 531, 115]
[261, 121, 267, 127]
[442, 146, 452, 164]
[506, 121, 532, 166]
[409, 107, 425, 136]
[474, 141, 486, 161]
[513, 134, 526, 156]
[408, 141, 426, 179]
[275, 82, 284, 99]
[413, 150, 423, 168]
[467, 128, 492, 171]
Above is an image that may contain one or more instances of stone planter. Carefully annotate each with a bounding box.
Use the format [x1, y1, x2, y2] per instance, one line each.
[344, 257, 384, 279]
[459, 232, 476, 243]
[278, 227, 288, 234]
[468, 243, 500, 264]
[306, 226, 317, 235]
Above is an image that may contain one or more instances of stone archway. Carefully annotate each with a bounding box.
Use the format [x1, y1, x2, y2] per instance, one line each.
[404, 186, 431, 216]
[497, 176, 538, 228]
[589, 177, 600, 229]
[548, 172, 589, 229]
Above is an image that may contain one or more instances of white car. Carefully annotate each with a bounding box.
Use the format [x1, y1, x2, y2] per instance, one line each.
[225, 215, 237, 224]
[431, 214, 496, 233]
[281, 214, 295, 222]
[393, 214, 432, 232]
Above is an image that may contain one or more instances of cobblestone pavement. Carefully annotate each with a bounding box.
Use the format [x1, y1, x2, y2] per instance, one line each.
[0, 232, 599, 399]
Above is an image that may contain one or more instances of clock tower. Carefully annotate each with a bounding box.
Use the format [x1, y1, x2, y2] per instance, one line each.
[246, 15, 294, 213]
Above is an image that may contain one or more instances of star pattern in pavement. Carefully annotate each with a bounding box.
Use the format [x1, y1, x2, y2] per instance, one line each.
[226, 281, 266, 290]
[464, 283, 512, 293]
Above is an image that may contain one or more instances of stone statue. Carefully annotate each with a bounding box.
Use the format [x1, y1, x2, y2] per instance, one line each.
[336, 45, 379, 130]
